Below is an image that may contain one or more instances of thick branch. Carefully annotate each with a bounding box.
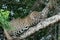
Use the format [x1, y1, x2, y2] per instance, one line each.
[41, 2, 52, 18]
[41, 0, 57, 18]
[17, 13, 60, 39]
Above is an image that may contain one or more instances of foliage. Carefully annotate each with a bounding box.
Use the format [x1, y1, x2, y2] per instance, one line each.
[0, 9, 12, 30]
[0, 0, 46, 18]
[13, 0, 36, 18]
[0, 9, 10, 20]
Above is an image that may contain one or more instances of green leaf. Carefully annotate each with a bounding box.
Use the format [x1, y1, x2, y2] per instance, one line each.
[0, 9, 12, 30]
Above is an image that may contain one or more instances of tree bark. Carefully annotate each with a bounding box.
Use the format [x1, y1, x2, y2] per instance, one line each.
[17, 13, 60, 39]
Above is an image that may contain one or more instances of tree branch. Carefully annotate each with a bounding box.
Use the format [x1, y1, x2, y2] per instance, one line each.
[41, 1, 53, 17]
[17, 13, 60, 39]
